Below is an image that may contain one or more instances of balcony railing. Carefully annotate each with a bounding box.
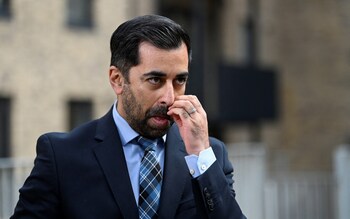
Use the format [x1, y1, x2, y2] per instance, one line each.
[0, 158, 33, 219]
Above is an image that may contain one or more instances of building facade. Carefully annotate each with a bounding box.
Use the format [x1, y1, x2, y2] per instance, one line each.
[0, 0, 157, 158]
[1, 0, 350, 218]
[1, 0, 350, 172]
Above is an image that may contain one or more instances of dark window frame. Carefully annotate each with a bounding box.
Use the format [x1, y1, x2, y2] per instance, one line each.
[0, 97, 11, 157]
[66, 0, 94, 29]
[68, 99, 93, 130]
[0, 0, 11, 19]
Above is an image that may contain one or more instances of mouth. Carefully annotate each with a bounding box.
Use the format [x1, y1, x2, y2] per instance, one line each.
[149, 116, 170, 127]
[146, 106, 173, 128]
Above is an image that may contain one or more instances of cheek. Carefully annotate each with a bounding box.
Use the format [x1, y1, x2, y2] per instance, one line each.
[143, 94, 159, 109]
[134, 86, 167, 109]
[133, 89, 155, 109]
[177, 87, 186, 96]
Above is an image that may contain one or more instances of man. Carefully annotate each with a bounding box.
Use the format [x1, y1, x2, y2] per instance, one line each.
[11, 15, 245, 219]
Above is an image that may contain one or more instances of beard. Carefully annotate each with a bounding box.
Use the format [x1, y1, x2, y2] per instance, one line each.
[120, 84, 173, 139]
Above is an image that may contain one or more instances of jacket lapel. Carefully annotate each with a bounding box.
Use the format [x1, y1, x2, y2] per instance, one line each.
[158, 124, 190, 218]
[92, 109, 139, 219]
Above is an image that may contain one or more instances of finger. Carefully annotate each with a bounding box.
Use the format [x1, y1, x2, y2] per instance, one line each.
[170, 95, 202, 110]
[169, 99, 198, 115]
[168, 99, 190, 109]
[167, 107, 192, 123]
[175, 95, 203, 112]
[187, 107, 197, 115]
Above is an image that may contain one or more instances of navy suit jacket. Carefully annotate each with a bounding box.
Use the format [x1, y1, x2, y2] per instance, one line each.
[11, 108, 245, 219]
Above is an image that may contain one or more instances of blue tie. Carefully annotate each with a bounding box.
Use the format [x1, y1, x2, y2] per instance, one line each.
[138, 136, 162, 219]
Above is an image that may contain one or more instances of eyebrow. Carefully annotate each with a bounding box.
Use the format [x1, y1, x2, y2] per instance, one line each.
[143, 71, 189, 78]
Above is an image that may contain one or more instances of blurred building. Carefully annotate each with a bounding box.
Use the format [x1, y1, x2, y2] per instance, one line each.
[0, 0, 157, 158]
[1, 0, 350, 218]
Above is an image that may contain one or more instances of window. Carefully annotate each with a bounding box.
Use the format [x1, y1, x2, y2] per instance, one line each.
[66, 0, 94, 29]
[0, 97, 11, 157]
[0, 0, 11, 19]
[68, 100, 93, 130]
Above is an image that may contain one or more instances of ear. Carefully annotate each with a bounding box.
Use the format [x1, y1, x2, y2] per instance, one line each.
[109, 66, 124, 95]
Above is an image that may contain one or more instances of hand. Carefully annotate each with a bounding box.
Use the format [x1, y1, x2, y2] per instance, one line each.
[167, 95, 210, 155]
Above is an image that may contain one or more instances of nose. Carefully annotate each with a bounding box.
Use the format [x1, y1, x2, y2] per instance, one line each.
[160, 82, 175, 106]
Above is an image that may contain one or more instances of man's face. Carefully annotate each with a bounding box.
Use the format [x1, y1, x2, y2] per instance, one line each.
[115, 42, 189, 139]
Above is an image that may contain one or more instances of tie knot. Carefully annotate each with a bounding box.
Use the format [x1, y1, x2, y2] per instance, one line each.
[137, 136, 160, 152]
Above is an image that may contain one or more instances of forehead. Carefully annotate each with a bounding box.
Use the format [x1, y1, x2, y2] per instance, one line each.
[138, 41, 189, 60]
[134, 42, 189, 74]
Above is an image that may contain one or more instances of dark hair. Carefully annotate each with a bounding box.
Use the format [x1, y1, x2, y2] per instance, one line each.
[110, 15, 191, 81]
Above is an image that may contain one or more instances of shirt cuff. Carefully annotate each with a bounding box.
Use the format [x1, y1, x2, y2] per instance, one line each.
[184, 147, 217, 178]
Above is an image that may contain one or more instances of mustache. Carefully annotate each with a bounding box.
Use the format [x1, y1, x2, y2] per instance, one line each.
[146, 105, 172, 121]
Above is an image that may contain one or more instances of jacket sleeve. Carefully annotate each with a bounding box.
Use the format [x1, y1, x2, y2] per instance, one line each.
[11, 134, 62, 219]
[191, 139, 246, 219]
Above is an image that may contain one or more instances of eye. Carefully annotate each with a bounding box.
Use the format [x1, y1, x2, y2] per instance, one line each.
[175, 76, 188, 85]
[148, 77, 162, 85]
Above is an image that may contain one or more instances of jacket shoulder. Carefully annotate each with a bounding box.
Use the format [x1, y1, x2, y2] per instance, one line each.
[40, 119, 98, 142]
[39, 107, 115, 145]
